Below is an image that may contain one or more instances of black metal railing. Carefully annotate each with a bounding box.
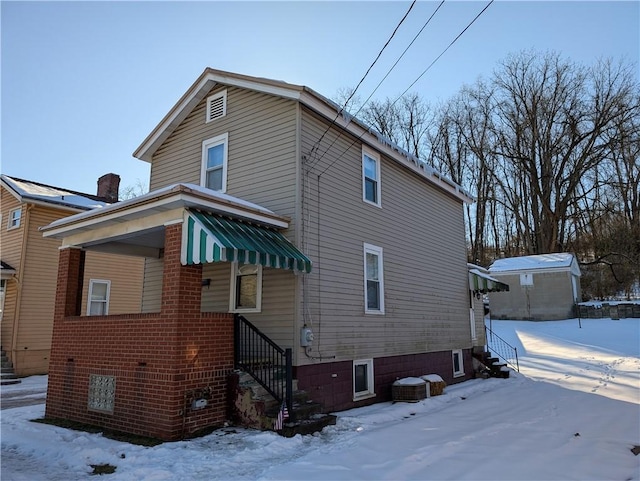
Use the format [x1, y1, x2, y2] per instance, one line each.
[485, 325, 520, 372]
[234, 314, 292, 414]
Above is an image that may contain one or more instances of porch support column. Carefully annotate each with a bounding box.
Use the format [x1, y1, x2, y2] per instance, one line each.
[161, 222, 202, 316]
[54, 246, 86, 321]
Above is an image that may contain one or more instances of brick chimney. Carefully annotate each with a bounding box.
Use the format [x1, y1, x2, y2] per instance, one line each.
[97, 173, 120, 204]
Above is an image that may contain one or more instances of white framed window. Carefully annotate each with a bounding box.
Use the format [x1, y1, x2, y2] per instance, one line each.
[201, 133, 229, 193]
[87, 279, 110, 316]
[353, 359, 375, 400]
[452, 349, 464, 377]
[230, 263, 262, 313]
[206, 89, 227, 123]
[7, 208, 21, 230]
[363, 243, 384, 314]
[362, 148, 381, 206]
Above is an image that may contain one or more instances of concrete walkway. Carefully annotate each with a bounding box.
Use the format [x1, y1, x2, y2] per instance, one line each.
[0, 375, 47, 410]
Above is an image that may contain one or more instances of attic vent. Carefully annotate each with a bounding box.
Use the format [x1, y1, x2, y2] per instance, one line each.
[206, 90, 227, 122]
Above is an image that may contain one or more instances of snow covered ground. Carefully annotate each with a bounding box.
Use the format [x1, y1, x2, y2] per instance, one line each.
[1, 318, 638, 480]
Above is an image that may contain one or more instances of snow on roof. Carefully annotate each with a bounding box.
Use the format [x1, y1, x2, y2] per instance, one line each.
[1, 175, 108, 211]
[490, 253, 578, 273]
[42, 183, 283, 232]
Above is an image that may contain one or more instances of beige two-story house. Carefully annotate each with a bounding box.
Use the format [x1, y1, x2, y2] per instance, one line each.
[0, 174, 144, 376]
[42, 69, 480, 440]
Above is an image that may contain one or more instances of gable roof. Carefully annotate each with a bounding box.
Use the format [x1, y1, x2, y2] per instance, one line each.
[489, 253, 581, 276]
[133, 68, 473, 204]
[1, 175, 108, 212]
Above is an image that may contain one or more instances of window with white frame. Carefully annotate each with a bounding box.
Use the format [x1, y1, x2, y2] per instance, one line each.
[87, 279, 110, 316]
[353, 359, 375, 399]
[452, 349, 464, 377]
[362, 148, 381, 206]
[364, 243, 384, 314]
[206, 89, 227, 123]
[7, 208, 21, 230]
[201, 133, 229, 193]
[230, 263, 262, 313]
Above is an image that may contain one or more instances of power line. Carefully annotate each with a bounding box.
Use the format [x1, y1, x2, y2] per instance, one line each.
[316, 0, 495, 178]
[308, 0, 446, 171]
[306, 0, 417, 164]
[394, 0, 494, 104]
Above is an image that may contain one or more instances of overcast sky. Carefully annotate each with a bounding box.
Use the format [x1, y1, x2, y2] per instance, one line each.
[2, 1, 638, 195]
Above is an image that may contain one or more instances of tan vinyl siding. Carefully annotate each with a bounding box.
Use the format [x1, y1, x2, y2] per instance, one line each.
[299, 107, 470, 364]
[1, 189, 24, 268]
[17, 206, 65, 351]
[82, 251, 144, 315]
[146, 85, 301, 344]
[201, 262, 296, 348]
[0, 189, 24, 350]
[141, 257, 163, 313]
[149, 86, 298, 223]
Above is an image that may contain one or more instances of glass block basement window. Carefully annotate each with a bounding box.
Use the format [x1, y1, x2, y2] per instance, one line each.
[88, 374, 116, 413]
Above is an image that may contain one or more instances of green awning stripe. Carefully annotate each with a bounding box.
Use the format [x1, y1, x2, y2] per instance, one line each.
[184, 210, 312, 273]
[469, 270, 509, 293]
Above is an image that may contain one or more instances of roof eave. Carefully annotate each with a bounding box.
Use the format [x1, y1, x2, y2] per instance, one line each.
[133, 68, 304, 163]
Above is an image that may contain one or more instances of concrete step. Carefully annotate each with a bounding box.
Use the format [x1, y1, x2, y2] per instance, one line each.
[280, 414, 338, 438]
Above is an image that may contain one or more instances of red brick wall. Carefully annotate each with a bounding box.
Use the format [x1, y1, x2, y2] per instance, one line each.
[296, 349, 472, 412]
[46, 225, 234, 441]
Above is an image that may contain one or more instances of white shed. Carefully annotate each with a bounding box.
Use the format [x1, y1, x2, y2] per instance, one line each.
[488, 253, 581, 320]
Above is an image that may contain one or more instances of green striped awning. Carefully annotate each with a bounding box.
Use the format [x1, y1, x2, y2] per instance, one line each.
[182, 210, 312, 273]
[469, 269, 509, 293]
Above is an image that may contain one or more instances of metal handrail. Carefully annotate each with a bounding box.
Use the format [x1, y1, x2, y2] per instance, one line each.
[234, 314, 293, 415]
[485, 325, 520, 372]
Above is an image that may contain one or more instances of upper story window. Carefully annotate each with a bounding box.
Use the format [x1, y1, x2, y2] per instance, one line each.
[87, 279, 110, 316]
[7, 208, 21, 230]
[206, 89, 227, 123]
[362, 148, 381, 207]
[201, 133, 229, 193]
[364, 243, 384, 314]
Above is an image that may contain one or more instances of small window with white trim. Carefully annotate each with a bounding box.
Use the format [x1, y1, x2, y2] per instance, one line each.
[7, 208, 21, 230]
[87, 279, 110, 316]
[206, 89, 227, 122]
[201, 133, 229, 193]
[452, 349, 464, 377]
[353, 359, 375, 399]
[364, 243, 384, 314]
[230, 263, 262, 313]
[362, 148, 381, 206]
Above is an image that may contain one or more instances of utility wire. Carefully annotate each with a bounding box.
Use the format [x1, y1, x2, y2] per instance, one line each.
[393, 0, 494, 106]
[317, 0, 495, 178]
[308, 0, 446, 172]
[306, 0, 417, 163]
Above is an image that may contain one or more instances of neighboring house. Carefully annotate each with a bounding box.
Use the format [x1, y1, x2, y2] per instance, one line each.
[0, 174, 144, 375]
[42, 68, 478, 441]
[488, 253, 582, 320]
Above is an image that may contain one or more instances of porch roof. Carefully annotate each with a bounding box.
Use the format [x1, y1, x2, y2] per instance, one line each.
[469, 268, 510, 294]
[184, 210, 312, 273]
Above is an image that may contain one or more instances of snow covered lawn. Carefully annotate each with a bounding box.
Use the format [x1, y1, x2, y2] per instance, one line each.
[2, 318, 639, 480]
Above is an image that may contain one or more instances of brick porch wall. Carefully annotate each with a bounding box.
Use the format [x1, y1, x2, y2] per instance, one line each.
[296, 349, 472, 413]
[45, 224, 234, 441]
